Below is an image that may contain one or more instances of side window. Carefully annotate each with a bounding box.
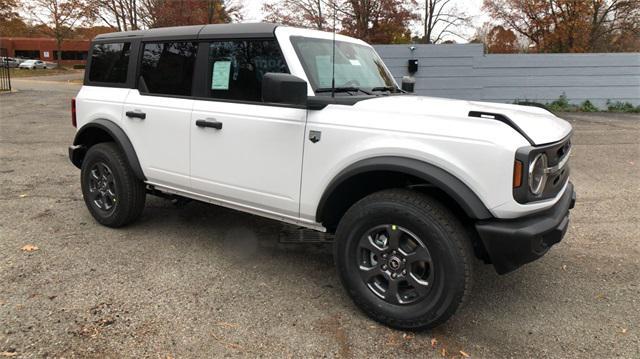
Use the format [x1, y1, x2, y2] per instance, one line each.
[140, 42, 197, 96]
[89, 42, 130, 83]
[208, 39, 288, 102]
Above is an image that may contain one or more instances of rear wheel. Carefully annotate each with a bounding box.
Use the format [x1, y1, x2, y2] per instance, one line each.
[81, 142, 145, 228]
[334, 189, 474, 330]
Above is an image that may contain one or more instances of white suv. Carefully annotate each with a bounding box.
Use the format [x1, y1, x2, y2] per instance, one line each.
[69, 23, 575, 330]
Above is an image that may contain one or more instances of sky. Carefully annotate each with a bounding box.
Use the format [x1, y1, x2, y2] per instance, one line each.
[241, 0, 489, 42]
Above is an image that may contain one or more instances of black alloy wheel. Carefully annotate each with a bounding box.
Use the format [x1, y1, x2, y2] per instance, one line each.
[358, 224, 434, 305]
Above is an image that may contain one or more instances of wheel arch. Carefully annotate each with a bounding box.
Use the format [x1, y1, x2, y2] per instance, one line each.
[315, 156, 492, 231]
[71, 119, 145, 181]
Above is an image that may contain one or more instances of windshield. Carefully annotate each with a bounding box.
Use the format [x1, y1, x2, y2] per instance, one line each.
[290, 36, 397, 95]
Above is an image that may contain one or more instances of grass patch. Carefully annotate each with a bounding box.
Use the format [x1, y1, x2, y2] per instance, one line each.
[9, 67, 79, 78]
[579, 100, 599, 112]
[516, 94, 640, 113]
[606, 100, 640, 113]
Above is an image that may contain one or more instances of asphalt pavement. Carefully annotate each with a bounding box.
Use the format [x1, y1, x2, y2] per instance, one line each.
[1, 77, 638, 358]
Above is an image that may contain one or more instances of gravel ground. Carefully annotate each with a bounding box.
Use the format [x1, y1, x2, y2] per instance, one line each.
[1, 79, 639, 358]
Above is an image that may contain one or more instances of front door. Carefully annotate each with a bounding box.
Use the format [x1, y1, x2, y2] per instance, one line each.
[123, 41, 198, 189]
[190, 39, 306, 217]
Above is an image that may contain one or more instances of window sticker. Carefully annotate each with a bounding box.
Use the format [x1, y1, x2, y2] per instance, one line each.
[349, 59, 361, 66]
[212, 61, 231, 90]
[315, 55, 332, 88]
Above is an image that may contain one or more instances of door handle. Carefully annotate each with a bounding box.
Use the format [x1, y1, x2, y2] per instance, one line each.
[126, 111, 146, 120]
[196, 119, 223, 130]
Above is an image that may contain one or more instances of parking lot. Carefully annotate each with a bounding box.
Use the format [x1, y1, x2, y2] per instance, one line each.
[1, 77, 638, 358]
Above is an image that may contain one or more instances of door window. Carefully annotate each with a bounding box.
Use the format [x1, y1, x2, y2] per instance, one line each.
[208, 40, 288, 102]
[140, 42, 197, 96]
[88, 42, 130, 83]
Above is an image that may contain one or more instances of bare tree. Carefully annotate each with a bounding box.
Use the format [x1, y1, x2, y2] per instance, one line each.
[422, 0, 470, 44]
[86, 0, 139, 31]
[25, 0, 89, 63]
[263, 0, 329, 30]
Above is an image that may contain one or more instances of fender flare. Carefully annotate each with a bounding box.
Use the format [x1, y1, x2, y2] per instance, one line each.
[72, 119, 146, 181]
[316, 156, 492, 222]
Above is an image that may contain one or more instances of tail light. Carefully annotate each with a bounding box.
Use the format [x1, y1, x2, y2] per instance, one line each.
[71, 98, 77, 128]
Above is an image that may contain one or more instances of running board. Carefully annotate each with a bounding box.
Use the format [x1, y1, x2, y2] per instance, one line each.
[146, 182, 327, 232]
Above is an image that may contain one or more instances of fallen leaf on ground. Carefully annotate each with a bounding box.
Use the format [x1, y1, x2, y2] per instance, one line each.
[215, 322, 239, 329]
[431, 338, 438, 348]
[0, 352, 17, 357]
[21, 244, 39, 252]
[460, 350, 470, 357]
[225, 343, 242, 350]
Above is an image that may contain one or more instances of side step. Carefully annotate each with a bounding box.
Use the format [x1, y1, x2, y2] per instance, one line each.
[279, 226, 334, 244]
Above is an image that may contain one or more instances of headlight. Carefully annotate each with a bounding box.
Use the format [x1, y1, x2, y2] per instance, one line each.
[528, 153, 548, 195]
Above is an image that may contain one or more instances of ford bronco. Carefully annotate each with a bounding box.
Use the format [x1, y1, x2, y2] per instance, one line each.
[69, 23, 576, 330]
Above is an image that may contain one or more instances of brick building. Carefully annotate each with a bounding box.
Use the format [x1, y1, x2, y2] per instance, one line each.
[0, 37, 91, 65]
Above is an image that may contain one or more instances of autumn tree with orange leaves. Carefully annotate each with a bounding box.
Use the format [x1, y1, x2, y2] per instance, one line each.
[25, 0, 91, 63]
[485, 25, 519, 53]
[483, 0, 640, 53]
[263, 0, 418, 44]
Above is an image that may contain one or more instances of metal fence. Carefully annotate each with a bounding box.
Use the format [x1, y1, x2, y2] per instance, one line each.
[375, 44, 640, 109]
[0, 58, 11, 92]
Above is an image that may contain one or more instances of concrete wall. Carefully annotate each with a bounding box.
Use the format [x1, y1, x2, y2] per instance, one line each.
[374, 44, 640, 109]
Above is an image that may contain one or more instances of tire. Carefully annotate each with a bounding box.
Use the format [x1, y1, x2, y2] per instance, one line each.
[81, 142, 146, 228]
[334, 188, 474, 330]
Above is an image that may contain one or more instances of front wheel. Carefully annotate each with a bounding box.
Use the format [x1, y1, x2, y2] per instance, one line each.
[334, 189, 474, 330]
[81, 142, 146, 228]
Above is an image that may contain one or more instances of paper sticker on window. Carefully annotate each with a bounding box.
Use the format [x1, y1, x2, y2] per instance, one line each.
[315, 55, 332, 88]
[212, 61, 231, 90]
[349, 59, 361, 66]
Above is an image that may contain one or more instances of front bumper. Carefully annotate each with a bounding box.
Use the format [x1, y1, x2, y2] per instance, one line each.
[475, 182, 576, 274]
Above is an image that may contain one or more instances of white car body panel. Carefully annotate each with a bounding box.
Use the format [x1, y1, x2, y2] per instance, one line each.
[75, 86, 129, 129]
[73, 26, 573, 229]
[190, 100, 306, 217]
[123, 90, 192, 189]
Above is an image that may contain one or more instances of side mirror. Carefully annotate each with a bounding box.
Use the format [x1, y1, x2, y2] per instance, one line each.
[262, 73, 307, 106]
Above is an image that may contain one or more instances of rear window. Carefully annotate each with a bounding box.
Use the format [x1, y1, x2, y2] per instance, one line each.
[89, 42, 130, 84]
[139, 42, 197, 96]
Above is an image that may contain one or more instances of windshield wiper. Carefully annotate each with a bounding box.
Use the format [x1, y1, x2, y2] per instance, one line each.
[315, 87, 372, 95]
[371, 86, 399, 93]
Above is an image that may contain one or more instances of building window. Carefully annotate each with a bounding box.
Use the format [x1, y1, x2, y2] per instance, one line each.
[53, 51, 89, 60]
[14, 50, 40, 59]
[89, 42, 130, 84]
[140, 41, 197, 96]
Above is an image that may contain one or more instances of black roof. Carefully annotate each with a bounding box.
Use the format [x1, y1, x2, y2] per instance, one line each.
[94, 23, 279, 41]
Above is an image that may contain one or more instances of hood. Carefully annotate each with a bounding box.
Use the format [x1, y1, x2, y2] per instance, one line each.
[353, 95, 572, 146]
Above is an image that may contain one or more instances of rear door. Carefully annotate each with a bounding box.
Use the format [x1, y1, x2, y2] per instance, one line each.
[190, 39, 307, 217]
[123, 41, 198, 189]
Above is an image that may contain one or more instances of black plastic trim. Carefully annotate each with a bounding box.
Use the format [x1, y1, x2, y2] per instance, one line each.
[316, 156, 493, 223]
[476, 182, 575, 274]
[71, 119, 145, 181]
[94, 23, 279, 41]
[307, 95, 383, 110]
[468, 111, 535, 146]
[514, 132, 572, 204]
